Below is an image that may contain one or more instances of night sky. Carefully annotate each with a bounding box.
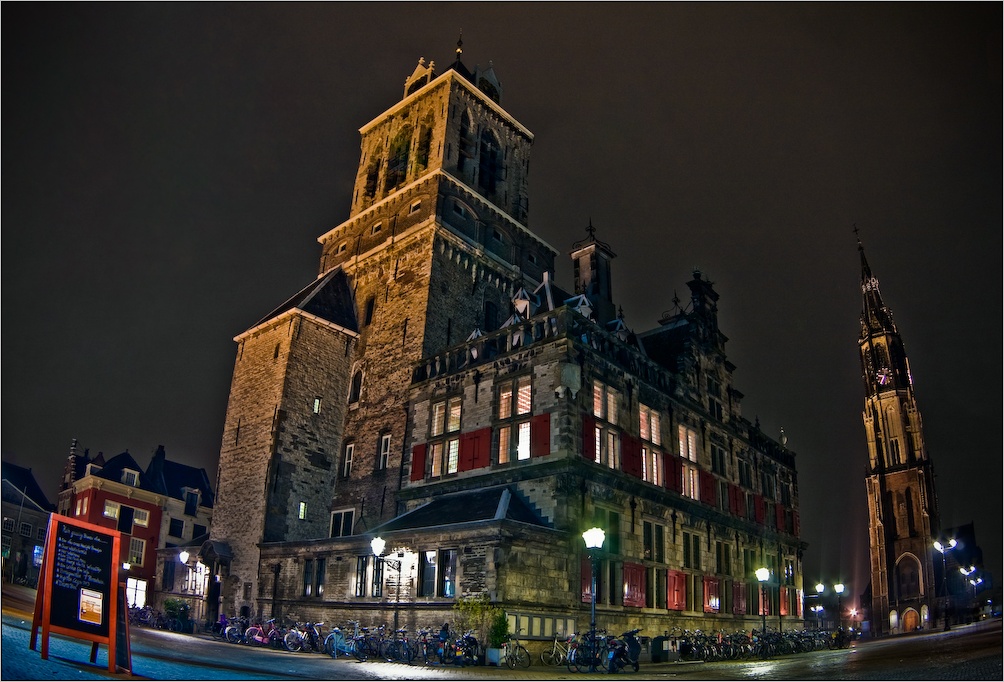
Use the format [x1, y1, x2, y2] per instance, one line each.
[4, 4, 1001, 606]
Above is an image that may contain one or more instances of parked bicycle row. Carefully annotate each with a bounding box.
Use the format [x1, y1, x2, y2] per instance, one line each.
[667, 626, 852, 663]
[128, 605, 185, 632]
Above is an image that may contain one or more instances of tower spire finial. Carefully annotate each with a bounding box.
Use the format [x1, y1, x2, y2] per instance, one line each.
[455, 30, 463, 61]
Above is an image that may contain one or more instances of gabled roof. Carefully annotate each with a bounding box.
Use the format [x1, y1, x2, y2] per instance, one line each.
[373, 486, 548, 533]
[0, 462, 53, 511]
[91, 451, 154, 491]
[251, 268, 358, 333]
[145, 445, 215, 508]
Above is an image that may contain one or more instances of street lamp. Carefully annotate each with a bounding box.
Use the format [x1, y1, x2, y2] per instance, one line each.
[934, 538, 957, 631]
[371, 537, 403, 633]
[834, 584, 844, 630]
[756, 567, 770, 634]
[582, 527, 605, 672]
[179, 550, 190, 564]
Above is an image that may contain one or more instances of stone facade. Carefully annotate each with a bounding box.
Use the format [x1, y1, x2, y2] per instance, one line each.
[208, 50, 807, 651]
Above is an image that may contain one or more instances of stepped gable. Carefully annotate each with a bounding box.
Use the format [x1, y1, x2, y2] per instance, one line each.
[374, 486, 547, 533]
[252, 267, 357, 332]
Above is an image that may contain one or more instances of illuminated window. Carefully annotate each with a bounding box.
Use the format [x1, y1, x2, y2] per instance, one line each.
[341, 442, 354, 478]
[355, 556, 368, 597]
[126, 577, 147, 608]
[133, 509, 149, 527]
[497, 376, 532, 463]
[639, 404, 661, 445]
[298, 502, 307, 520]
[103, 501, 119, 520]
[429, 397, 461, 477]
[377, 433, 391, 470]
[121, 469, 139, 487]
[678, 425, 699, 462]
[313, 397, 322, 414]
[128, 537, 146, 566]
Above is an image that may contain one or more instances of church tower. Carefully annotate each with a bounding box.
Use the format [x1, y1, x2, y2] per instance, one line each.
[858, 238, 940, 635]
[210, 42, 557, 617]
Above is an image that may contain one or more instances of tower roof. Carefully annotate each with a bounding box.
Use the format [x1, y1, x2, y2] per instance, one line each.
[858, 236, 898, 337]
[247, 268, 358, 336]
[1, 461, 53, 511]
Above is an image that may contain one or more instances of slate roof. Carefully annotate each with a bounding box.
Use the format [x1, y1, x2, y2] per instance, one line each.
[145, 446, 215, 508]
[92, 451, 154, 491]
[374, 486, 547, 533]
[253, 268, 357, 332]
[0, 462, 53, 511]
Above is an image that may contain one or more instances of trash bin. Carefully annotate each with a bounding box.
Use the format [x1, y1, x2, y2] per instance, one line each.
[651, 636, 669, 663]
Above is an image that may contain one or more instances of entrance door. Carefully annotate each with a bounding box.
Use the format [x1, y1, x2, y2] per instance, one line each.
[902, 608, 920, 632]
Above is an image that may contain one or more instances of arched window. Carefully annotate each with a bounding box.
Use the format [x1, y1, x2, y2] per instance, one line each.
[895, 556, 920, 600]
[478, 129, 502, 194]
[415, 114, 434, 171]
[384, 127, 412, 192]
[458, 111, 474, 173]
[349, 370, 363, 404]
[364, 155, 381, 199]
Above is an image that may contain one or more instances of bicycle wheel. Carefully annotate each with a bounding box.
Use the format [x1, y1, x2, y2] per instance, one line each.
[513, 645, 531, 668]
[566, 645, 580, 673]
[541, 649, 557, 666]
[284, 631, 303, 652]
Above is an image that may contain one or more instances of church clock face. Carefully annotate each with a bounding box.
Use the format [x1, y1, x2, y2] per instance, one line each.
[876, 368, 891, 385]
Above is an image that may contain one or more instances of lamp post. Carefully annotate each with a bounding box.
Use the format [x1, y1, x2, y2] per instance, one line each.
[810, 605, 823, 630]
[582, 527, 605, 672]
[834, 584, 844, 630]
[755, 567, 770, 634]
[934, 538, 956, 631]
[371, 537, 403, 633]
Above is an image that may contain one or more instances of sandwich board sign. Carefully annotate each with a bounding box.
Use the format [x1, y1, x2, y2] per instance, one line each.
[30, 514, 132, 674]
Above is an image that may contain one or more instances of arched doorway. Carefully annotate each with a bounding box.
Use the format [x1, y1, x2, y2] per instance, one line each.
[902, 608, 920, 632]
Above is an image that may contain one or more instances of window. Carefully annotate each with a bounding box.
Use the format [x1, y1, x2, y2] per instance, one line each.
[683, 531, 701, 570]
[184, 491, 199, 516]
[133, 509, 149, 527]
[330, 509, 354, 538]
[377, 433, 391, 471]
[162, 559, 176, 592]
[121, 469, 138, 487]
[303, 559, 315, 597]
[592, 381, 620, 469]
[311, 558, 326, 597]
[313, 397, 322, 414]
[738, 458, 753, 488]
[639, 404, 661, 445]
[128, 537, 145, 566]
[19, 522, 31, 537]
[126, 577, 147, 608]
[337, 242, 347, 254]
[761, 469, 776, 501]
[372, 554, 384, 597]
[298, 502, 307, 520]
[679, 425, 700, 500]
[641, 446, 663, 486]
[483, 300, 498, 332]
[355, 556, 368, 597]
[349, 370, 363, 403]
[453, 201, 469, 219]
[716, 541, 732, 575]
[384, 126, 411, 192]
[419, 551, 437, 597]
[409, 199, 422, 214]
[363, 297, 376, 326]
[478, 130, 501, 195]
[678, 425, 698, 462]
[75, 499, 83, 516]
[36, 527, 46, 542]
[243, 582, 252, 600]
[430, 397, 462, 477]
[1, 535, 10, 558]
[497, 376, 532, 463]
[1, 518, 13, 532]
[104, 501, 119, 519]
[168, 518, 185, 538]
[439, 549, 457, 598]
[371, 222, 383, 235]
[592, 508, 621, 556]
[711, 444, 728, 476]
[341, 442, 354, 478]
[193, 524, 207, 539]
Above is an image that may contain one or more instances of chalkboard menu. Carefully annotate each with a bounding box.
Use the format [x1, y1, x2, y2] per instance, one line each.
[49, 520, 115, 636]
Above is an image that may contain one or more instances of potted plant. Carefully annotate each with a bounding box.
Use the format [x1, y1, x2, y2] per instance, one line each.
[485, 609, 509, 666]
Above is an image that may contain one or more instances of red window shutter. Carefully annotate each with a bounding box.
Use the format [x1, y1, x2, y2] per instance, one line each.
[410, 444, 427, 482]
[780, 587, 789, 616]
[753, 494, 765, 524]
[473, 427, 491, 469]
[582, 415, 597, 461]
[621, 433, 643, 478]
[775, 504, 786, 531]
[793, 511, 800, 537]
[664, 454, 683, 493]
[623, 562, 646, 607]
[729, 484, 742, 516]
[732, 581, 746, 615]
[700, 471, 716, 506]
[581, 554, 593, 603]
[458, 432, 475, 472]
[530, 413, 551, 457]
[668, 570, 686, 611]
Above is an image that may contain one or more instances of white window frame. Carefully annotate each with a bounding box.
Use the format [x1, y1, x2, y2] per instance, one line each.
[133, 508, 149, 527]
[1, 518, 13, 532]
[342, 442, 354, 478]
[298, 501, 307, 520]
[104, 501, 120, 519]
[121, 469, 139, 487]
[329, 508, 354, 538]
[377, 433, 391, 470]
[128, 537, 146, 566]
[678, 425, 699, 462]
[19, 522, 32, 537]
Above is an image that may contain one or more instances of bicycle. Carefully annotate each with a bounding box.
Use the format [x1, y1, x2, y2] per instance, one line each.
[325, 623, 364, 661]
[384, 628, 415, 664]
[541, 631, 572, 666]
[502, 628, 531, 669]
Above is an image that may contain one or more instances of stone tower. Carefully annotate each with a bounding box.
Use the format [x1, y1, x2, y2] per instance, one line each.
[858, 238, 940, 635]
[210, 45, 557, 616]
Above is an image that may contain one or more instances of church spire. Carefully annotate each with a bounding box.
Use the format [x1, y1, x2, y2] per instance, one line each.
[858, 229, 897, 338]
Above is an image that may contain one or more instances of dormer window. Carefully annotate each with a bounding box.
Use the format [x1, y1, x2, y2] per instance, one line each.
[183, 489, 200, 517]
[86, 463, 102, 476]
[121, 469, 139, 487]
